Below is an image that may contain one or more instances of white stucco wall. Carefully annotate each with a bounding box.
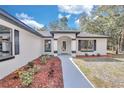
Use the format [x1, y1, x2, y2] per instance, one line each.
[0, 18, 42, 79]
[76, 38, 107, 55]
[54, 33, 76, 39]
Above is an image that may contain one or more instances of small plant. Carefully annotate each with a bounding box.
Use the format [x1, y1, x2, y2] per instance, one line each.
[40, 55, 47, 64]
[92, 54, 95, 56]
[85, 53, 89, 56]
[50, 55, 54, 57]
[19, 71, 33, 87]
[97, 53, 101, 56]
[29, 65, 41, 74]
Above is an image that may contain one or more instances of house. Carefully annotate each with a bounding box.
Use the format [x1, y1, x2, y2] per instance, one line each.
[0, 9, 108, 79]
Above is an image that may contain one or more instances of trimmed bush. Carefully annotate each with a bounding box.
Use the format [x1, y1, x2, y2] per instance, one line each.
[92, 54, 95, 56]
[85, 53, 89, 56]
[97, 53, 101, 56]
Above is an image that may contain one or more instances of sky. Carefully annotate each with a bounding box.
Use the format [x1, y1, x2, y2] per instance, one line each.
[0, 5, 95, 29]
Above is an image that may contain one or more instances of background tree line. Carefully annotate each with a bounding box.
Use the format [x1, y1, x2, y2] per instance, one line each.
[79, 5, 124, 54]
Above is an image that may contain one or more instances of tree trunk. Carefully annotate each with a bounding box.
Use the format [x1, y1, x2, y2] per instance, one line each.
[116, 45, 119, 54]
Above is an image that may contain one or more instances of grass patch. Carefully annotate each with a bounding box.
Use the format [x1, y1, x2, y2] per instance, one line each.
[79, 64, 91, 75]
[81, 57, 122, 62]
[92, 76, 107, 87]
[75, 61, 91, 75]
[74, 58, 124, 88]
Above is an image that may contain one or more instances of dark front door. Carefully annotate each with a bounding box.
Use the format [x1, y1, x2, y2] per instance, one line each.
[61, 41, 68, 54]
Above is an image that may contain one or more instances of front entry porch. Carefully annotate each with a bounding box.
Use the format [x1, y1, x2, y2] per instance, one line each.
[57, 36, 71, 55]
[53, 35, 77, 57]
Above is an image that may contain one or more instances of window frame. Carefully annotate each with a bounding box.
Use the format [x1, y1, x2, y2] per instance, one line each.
[0, 25, 14, 62]
[78, 40, 96, 52]
[44, 39, 51, 52]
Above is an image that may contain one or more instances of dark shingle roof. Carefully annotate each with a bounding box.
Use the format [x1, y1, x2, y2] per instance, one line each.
[77, 32, 109, 38]
[38, 31, 52, 38]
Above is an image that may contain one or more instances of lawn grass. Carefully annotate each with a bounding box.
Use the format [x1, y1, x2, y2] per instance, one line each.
[75, 60, 91, 75]
[74, 56, 124, 88]
[81, 57, 122, 62]
[74, 59, 106, 87]
[91, 76, 107, 87]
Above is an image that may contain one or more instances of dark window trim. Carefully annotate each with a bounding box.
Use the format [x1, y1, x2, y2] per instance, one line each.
[94, 40, 96, 51]
[44, 39, 51, 52]
[54, 39, 58, 40]
[14, 30, 20, 55]
[0, 56, 15, 62]
[72, 51, 76, 53]
[72, 39, 76, 40]
[54, 51, 58, 53]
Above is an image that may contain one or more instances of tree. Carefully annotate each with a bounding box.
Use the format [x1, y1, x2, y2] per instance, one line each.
[79, 5, 124, 54]
[48, 16, 71, 31]
[59, 16, 69, 30]
[48, 20, 60, 31]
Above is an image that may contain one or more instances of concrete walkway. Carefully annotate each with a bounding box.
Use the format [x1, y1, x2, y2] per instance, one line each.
[58, 55, 93, 88]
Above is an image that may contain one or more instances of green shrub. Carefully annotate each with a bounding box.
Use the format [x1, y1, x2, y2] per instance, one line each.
[19, 71, 33, 87]
[19, 65, 41, 87]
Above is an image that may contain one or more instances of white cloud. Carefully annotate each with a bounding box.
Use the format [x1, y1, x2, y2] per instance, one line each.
[16, 13, 33, 20]
[75, 19, 79, 26]
[58, 14, 63, 19]
[58, 5, 94, 15]
[93, 16, 98, 20]
[58, 13, 71, 19]
[66, 14, 71, 19]
[16, 13, 44, 29]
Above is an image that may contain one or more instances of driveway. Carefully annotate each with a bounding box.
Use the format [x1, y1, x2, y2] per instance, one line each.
[58, 55, 93, 88]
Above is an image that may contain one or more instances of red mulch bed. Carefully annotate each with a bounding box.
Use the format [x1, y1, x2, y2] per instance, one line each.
[0, 57, 64, 88]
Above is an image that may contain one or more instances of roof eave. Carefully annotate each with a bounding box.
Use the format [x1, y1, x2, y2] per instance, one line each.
[0, 9, 43, 37]
[77, 36, 109, 38]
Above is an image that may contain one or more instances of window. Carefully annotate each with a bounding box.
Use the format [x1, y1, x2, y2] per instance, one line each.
[78, 40, 96, 52]
[0, 25, 12, 58]
[62, 41, 66, 51]
[14, 30, 19, 55]
[45, 40, 51, 52]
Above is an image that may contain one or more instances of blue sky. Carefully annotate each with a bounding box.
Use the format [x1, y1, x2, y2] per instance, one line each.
[0, 5, 95, 29]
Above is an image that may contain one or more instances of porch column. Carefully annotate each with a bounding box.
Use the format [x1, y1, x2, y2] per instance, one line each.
[71, 39, 76, 57]
[53, 39, 58, 56]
